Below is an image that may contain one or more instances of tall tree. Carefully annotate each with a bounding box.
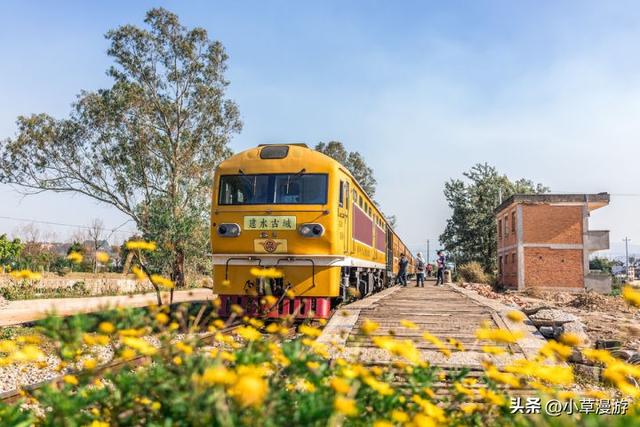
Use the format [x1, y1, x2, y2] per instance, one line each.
[0, 8, 242, 286]
[315, 141, 377, 197]
[439, 163, 549, 272]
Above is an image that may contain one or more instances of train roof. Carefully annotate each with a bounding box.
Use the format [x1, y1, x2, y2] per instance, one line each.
[217, 144, 382, 213]
[217, 144, 414, 257]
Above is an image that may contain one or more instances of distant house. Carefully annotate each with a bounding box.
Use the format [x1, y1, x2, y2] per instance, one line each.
[496, 193, 611, 293]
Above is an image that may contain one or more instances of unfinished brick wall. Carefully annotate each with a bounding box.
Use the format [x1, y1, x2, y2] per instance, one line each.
[522, 205, 582, 244]
[496, 205, 518, 248]
[499, 251, 518, 288]
[523, 247, 584, 288]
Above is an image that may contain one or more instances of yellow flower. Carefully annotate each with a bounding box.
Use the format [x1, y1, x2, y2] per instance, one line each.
[125, 240, 157, 251]
[230, 374, 269, 407]
[299, 324, 322, 337]
[9, 269, 42, 281]
[460, 402, 481, 414]
[582, 348, 616, 364]
[250, 267, 284, 278]
[475, 327, 523, 344]
[121, 348, 136, 359]
[422, 332, 451, 357]
[200, 366, 237, 385]
[364, 377, 394, 396]
[67, 251, 84, 264]
[121, 337, 157, 356]
[412, 395, 446, 422]
[89, 422, 109, 427]
[504, 359, 574, 385]
[150, 401, 161, 411]
[259, 295, 277, 307]
[623, 286, 640, 307]
[98, 322, 115, 334]
[95, 251, 110, 264]
[400, 319, 419, 329]
[485, 367, 521, 388]
[131, 266, 147, 281]
[391, 410, 409, 423]
[155, 313, 169, 325]
[294, 378, 317, 393]
[454, 382, 474, 397]
[373, 421, 393, 427]
[360, 319, 379, 335]
[538, 340, 573, 360]
[12, 345, 44, 362]
[330, 377, 351, 394]
[306, 361, 320, 370]
[412, 414, 437, 427]
[559, 332, 581, 347]
[481, 345, 506, 355]
[506, 310, 525, 323]
[172, 356, 183, 365]
[175, 341, 193, 355]
[150, 274, 174, 289]
[265, 323, 281, 334]
[447, 338, 465, 352]
[63, 375, 79, 385]
[83, 358, 97, 370]
[478, 388, 506, 406]
[237, 326, 262, 341]
[334, 396, 358, 417]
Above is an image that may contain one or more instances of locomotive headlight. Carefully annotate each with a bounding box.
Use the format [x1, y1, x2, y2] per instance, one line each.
[217, 223, 241, 237]
[299, 223, 324, 237]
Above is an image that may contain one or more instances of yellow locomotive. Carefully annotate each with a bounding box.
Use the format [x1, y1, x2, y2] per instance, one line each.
[211, 144, 414, 318]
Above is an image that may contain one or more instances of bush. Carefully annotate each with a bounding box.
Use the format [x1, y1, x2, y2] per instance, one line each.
[457, 261, 490, 284]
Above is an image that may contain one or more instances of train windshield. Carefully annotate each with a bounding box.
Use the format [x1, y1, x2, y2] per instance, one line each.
[218, 173, 328, 205]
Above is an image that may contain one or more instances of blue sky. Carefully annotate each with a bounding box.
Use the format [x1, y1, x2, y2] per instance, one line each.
[1, 1, 639, 257]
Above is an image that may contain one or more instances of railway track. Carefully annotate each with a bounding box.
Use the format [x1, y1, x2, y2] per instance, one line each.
[319, 280, 548, 396]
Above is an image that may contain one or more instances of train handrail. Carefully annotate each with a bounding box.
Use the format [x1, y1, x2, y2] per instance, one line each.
[275, 257, 316, 289]
[225, 256, 262, 280]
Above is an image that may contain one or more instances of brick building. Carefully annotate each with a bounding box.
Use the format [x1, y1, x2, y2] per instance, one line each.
[496, 193, 611, 292]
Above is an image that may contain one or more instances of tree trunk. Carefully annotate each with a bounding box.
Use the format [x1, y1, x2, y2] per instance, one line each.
[172, 247, 185, 288]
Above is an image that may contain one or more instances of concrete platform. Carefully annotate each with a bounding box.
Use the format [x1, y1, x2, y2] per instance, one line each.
[0, 288, 215, 326]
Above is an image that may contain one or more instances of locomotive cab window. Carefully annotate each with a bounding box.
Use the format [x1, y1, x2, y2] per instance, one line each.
[339, 180, 344, 207]
[218, 173, 328, 205]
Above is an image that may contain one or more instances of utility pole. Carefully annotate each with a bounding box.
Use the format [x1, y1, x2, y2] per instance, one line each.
[426, 239, 430, 263]
[624, 237, 631, 279]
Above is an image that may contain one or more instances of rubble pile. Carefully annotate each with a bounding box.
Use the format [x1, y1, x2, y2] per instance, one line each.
[567, 291, 630, 312]
[457, 282, 527, 307]
[457, 281, 639, 355]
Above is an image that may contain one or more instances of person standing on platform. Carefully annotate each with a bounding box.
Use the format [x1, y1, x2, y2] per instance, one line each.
[415, 252, 426, 287]
[398, 253, 409, 287]
[435, 250, 446, 286]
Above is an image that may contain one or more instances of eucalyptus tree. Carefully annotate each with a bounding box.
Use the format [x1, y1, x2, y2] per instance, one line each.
[0, 8, 242, 286]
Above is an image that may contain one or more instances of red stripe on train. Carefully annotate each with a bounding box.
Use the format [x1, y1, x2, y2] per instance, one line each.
[352, 203, 373, 245]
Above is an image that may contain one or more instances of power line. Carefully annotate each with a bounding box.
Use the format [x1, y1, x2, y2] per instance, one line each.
[0, 215, 137, 235]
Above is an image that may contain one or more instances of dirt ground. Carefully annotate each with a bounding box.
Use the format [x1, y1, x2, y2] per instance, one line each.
[457, 282, 640, 351]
